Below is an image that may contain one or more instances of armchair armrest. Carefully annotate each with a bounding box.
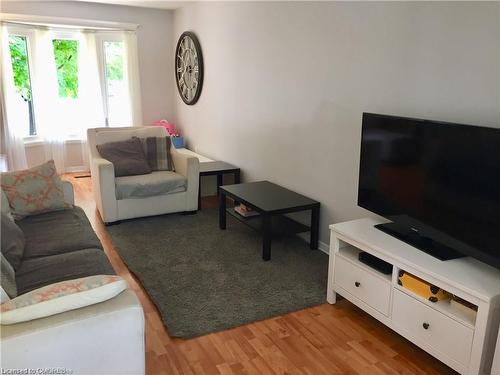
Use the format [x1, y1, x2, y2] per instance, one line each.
[90, 157, 118, 223]
[171, 148, 199, 211]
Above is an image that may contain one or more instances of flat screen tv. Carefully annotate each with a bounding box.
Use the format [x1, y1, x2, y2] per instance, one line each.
[358, 113, 500, 269]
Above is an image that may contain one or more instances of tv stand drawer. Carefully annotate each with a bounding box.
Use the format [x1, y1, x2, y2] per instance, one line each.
[334, 255, 391, 316]
[392, 289, 473, 367]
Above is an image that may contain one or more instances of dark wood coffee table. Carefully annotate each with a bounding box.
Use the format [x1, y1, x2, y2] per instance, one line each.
[219, 181, 320, 261]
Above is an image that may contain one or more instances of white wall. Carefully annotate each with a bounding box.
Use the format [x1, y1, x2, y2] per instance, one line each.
[1, 0, 175, 169]
[172, 1, 500, 244]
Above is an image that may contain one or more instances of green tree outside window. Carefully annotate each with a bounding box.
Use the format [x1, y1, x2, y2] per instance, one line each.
[52, 39, 79, 98]
[8, 35, 36, 135]
[8, 35, 32, 101]
[104, 41, 124, 81]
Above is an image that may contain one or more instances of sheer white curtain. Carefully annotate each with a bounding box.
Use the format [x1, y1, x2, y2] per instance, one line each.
[77, 32, 105, 171]
[0, 25, 28, 171]
[31, 29, 66, 172]
[30, 29, 105, 172]
[74, 32, 105, 137]
[123, 31, 142, 126]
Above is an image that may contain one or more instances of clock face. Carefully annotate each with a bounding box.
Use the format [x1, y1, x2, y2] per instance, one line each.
[175, 32, 203, 105]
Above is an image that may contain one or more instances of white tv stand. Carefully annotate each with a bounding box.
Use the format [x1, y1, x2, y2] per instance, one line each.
[327, 218, 500, 375]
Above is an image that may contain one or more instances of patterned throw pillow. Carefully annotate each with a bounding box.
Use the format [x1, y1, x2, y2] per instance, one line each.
[139, 136, 173, 171]
[0, 275, 126, 325]
[0, 160, 71, 220]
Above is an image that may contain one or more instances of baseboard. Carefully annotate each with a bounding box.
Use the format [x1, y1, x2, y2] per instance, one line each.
[296, 233, 329, 255]
[318, 240, 329, 254]
[65, 166, 89, 173]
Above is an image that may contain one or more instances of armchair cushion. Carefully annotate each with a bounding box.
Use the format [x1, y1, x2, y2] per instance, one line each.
[115, 171, 187, 200]
[1, 275, 126, 325]
[96, 137, 151, 177]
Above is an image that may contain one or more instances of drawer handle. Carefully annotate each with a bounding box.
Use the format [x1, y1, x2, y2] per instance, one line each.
[422, 322, 430, 330]
[354, 281, 361, 288]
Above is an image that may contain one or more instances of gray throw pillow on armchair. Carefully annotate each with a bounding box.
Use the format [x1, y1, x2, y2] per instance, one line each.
[96, 137, 152, 177]
[1, 212, 25, 271]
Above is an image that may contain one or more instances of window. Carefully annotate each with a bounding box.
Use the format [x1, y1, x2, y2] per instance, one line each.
[52, 39, 79, 99]
[8, 34, 36, 136]
[4, 27, 138, 144]
[102, 41, 130, 126]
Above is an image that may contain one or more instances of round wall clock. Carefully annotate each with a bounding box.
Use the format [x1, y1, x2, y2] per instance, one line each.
[175, 31, 204, 105]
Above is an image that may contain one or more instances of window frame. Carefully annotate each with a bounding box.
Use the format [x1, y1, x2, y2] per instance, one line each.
[95, 32, 128, 128]
[6, 26, 37, 139]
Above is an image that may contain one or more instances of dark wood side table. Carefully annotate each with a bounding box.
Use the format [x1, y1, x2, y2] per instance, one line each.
[219, 181, 320, 261]
[199, 161, 240, 210]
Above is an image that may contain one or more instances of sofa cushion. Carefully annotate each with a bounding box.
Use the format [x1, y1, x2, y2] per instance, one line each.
[0, 160, 71, 220]
[1, 212, 25, 270]
[17, 207, 102, 260]
[115, 171, 187, 200]
[1, 254, 17, 299]
[96, 137, 152, 177]
[16, 248, 115, 295]
[1, 275, 126, 325]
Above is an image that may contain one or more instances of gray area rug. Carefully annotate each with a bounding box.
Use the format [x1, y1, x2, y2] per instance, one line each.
[107, 208, 328, 338]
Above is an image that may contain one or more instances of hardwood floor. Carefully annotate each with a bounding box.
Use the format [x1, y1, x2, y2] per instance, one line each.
[64, 174, 457, 375]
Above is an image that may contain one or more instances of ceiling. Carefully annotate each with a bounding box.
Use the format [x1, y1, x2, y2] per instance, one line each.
[73, 0, 188, 10]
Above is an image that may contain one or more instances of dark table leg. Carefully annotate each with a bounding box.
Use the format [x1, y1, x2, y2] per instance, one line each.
[217, 173, 223, 196]
[310, 204, 320, 249]
[262, 214, 272, 261]
[219, 191, 227, 230]
[233, 170, 241, 206]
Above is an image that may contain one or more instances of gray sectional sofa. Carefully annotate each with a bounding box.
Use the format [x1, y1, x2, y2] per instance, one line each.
[1, 181, 145, 374]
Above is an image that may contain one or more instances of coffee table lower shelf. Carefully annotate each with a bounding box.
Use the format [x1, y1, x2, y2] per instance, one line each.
[226, 208, 310, 238]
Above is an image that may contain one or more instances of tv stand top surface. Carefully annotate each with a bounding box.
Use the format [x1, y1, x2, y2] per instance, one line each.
[330, 218, 500, 302]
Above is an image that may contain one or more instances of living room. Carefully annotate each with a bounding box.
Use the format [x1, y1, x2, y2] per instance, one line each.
[1, 1, 499, 374]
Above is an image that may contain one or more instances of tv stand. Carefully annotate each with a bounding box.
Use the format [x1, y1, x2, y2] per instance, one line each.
[374, 222, 465, 261]
[327, 218, 500, 375]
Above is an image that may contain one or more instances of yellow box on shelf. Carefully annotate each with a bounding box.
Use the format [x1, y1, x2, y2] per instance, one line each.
[398, 270, 451, 303]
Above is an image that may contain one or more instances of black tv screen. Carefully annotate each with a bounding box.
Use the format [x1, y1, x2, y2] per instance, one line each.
[358, 113, 500, 268]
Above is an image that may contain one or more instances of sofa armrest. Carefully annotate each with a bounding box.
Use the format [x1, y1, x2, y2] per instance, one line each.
[90, 157, 118, 223]
[62, 180, 74, 205]
[0, 290, 145, 374]
[171, 148, 199, 211]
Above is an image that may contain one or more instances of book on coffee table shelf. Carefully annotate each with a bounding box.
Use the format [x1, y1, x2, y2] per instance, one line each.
[234, 204, 259, 218]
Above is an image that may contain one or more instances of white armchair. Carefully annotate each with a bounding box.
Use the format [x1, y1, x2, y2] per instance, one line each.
[87, 126, 199, 224]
